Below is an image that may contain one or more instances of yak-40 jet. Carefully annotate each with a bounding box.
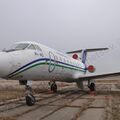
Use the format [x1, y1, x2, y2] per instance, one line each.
[0, 41, 120, 106]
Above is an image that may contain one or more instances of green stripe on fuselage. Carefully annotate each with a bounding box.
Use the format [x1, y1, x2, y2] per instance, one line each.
[9, 62, 86, 78]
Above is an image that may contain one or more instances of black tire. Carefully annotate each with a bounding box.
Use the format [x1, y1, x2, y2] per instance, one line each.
[26, 94, 36, 106]
[90, 83, 95, 91]
[51, 83, 57, 93]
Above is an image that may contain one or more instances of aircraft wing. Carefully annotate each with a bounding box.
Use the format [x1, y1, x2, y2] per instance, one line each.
[77, 72, 120, 81]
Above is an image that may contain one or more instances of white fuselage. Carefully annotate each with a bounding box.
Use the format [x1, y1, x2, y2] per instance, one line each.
[0, 42, 86, 82]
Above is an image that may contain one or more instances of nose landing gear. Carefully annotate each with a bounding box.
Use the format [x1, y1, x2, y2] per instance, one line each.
[26, 93, 36, 106]
[25, 85, 36, 106]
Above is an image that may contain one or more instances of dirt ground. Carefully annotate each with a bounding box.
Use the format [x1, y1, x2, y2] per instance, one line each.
[0, 79, 72, 102]
[0, 77, 120, 120]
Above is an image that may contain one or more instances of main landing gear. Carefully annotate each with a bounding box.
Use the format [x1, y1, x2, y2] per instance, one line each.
[88, 80, 96, 92]
[25, 85, 36, 106]
[48, 81, 57, 93]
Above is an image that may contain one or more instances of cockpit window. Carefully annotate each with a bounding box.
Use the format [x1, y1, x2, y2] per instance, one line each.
[27, 44, 42, 51]
[14, 43, 29, 50]
[4, 43, 43, 53]
[4, 43, 29, 52]
[27, 44, 36, 50]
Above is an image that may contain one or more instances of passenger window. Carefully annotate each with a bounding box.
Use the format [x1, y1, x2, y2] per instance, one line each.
[59, 57, 62, 62]
[55, 56, 58, 61]
[55, 56, 58, 63]
[67, 60, 69, 64]
[64, 59, 66, 63]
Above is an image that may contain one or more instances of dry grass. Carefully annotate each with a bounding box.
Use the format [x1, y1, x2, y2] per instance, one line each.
[0, 80, 73, 102]
[0, 88, 49, 102]
[0, 80, 48, 101]
[0, 117, 16, 120]
[0, 80, 67, 101]
[0, 90, 24, 102]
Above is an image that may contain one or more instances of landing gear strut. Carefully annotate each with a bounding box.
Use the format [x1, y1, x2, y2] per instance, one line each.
[25, 85, 36, 106]
[49, 81, 57, 93]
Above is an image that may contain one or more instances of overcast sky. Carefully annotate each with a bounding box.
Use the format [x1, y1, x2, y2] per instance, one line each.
[0, 0, 120, 52]
[0, 0, 120, 74]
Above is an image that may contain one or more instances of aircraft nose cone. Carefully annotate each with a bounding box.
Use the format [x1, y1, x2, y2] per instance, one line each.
[0, 52, 13, 77]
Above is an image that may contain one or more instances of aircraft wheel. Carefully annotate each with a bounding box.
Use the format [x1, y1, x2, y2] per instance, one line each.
[89, 82, 95, 91]
[26, 94, 36, 106]
[88, 82, 96, 91]
[51, 83, 57, 93]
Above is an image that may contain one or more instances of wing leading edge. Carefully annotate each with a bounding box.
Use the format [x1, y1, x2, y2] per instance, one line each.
[77, 72, 120, 81]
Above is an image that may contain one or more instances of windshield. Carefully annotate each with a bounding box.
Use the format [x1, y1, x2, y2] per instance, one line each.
[13, 43, 29, 50]
[4, 43, 29, 52]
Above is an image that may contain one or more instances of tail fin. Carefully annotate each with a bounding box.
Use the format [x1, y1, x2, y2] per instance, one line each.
[66, 48, 108, 54]
[81, 50, 87, 64]
[67, 48, 108, 64]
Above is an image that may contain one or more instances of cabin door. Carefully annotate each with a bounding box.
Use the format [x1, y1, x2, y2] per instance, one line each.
[48, 51, 56, 73]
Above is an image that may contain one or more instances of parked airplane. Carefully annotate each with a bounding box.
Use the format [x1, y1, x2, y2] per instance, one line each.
[0, 41, 120, 106]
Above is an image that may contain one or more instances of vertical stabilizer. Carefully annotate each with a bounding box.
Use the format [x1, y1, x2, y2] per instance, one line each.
[82, 50, 87, 64]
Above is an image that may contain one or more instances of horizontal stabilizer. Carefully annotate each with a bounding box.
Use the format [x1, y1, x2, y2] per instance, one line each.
[66, 48, 108, 54]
